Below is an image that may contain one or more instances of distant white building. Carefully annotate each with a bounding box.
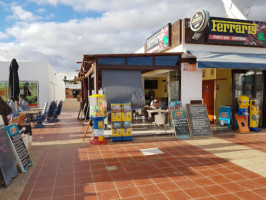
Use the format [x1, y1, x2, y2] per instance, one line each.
[58, 72, 81, 98]
[0, 61, 65, 107]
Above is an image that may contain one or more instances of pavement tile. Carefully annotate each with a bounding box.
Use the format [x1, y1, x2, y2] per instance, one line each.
[118, 186, 142, 199]
[96, 189, 120, 200]
[156, 181, 179, 192]
[75, 183, 95, 194]
[144, 193, 168, 200]
[114, 180, 135, 188]
[191, 177, 215, 186]
[165, 190, 191, 200]
[251, 188, 266, 198]
[138, 184, 161, 195]
[52, 186, 74, 198]
[95, 182, 116, 191]
[184, 187, 211, 199]
[234, 190, 265, 200]
[29, 188, 53, 200]
[214, 193, 241, 200]
[202, 184, 229, 196]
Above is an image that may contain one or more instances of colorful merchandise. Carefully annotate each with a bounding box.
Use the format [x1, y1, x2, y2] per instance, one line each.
[249, 98, 261, 132]
[237, 95, 249, 116]
[219, 106, 232, 127]
[111, 102, 132, 141]
[122, 112, 132, 121]
[89, 94, 107, 144]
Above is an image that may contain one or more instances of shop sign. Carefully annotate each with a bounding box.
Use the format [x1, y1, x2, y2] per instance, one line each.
[146, 23, 171, 53]
[209, 17, 266, 47]
[183, 63, 196, 71]
[190, 10, 210, 33]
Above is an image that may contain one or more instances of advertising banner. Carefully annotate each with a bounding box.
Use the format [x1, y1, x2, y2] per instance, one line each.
[0, 81, 38, 106]
[208, 17, 266, 47]
[146, 23, 171, 53]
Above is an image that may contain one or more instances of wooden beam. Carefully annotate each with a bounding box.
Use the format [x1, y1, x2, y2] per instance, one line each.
[73, 65, 95, 81]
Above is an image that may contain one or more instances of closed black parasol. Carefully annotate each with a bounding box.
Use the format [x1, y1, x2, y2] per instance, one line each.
[8, 59, 20, 101]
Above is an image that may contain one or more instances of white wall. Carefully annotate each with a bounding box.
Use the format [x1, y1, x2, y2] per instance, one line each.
[0, 61, 65, 107]
[181, 63, 202, 110]
[48, 65, 65, 103]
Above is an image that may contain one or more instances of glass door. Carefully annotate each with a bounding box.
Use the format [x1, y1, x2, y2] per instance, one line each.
[169, 70, 180, 101]
[232, 70, 264, 128]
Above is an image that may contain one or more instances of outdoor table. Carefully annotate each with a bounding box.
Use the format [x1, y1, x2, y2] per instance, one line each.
[21, 110, 39, 125]
[30, 108, 43, 111]
[30, 108, 44, 114]
[147, 109, 169, 114]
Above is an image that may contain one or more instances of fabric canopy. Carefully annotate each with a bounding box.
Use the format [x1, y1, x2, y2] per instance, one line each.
[102, 70, 145, 111]
[189, 51, 266, 69]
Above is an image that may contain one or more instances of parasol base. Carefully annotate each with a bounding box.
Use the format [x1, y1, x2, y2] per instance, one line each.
[90, 137, 108, 145]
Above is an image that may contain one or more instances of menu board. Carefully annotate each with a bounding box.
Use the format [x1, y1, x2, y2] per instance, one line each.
[187, 104, 212, 136]
[6, 124, 33, 172]
[171, 111, 191, 139]
[0, 116, 18, 186]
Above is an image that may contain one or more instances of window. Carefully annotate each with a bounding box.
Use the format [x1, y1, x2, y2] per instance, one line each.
[155, 56, 179, 66]
[128, 57, 153, 65]
[98, 57, 126, 65]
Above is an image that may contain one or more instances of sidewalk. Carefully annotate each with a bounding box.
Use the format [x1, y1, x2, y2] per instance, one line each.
[0, 108, 265, 200]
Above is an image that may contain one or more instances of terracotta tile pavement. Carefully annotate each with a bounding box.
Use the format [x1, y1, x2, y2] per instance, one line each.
[19, 113, 266, 200]
[217, 132, 266, 153]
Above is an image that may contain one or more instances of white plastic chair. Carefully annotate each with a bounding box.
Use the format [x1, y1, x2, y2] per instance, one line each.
[153, 113, 166, 131]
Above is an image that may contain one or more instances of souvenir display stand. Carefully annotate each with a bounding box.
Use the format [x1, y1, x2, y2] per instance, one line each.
[111, 102, 132, 141]
[89, 94, 107, 144]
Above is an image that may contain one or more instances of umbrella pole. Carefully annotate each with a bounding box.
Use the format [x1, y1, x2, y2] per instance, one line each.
[15, 100, 18, 113]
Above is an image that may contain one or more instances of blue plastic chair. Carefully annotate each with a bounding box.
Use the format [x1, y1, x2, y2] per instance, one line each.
[48, 101, 63, 122]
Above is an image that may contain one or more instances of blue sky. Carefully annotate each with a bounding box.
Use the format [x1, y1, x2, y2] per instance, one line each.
[0, 1, 102, 31]
[0, 0, 264, 73]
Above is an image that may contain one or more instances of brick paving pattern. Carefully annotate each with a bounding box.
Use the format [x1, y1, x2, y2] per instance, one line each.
[20, 114, 266, 200]
[18, 112, 266, 200]
[217, 133, 266, 153]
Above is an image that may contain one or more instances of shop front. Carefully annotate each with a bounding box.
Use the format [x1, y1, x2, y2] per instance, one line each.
[77, 10, 266, 133]
[183, 11, 266, 130]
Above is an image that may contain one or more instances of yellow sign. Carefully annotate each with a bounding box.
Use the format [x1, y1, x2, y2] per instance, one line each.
[211, 19, 257, 34]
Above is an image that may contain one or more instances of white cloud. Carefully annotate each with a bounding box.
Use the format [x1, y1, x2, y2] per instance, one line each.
[8, 6, 42, 22]
[36, 8, 46, 13]
[0, 32, 8, 40]
[0, 0, 265, 73]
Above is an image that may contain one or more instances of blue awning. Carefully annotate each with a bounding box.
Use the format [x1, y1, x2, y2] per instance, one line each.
[189, 51, 266, 69]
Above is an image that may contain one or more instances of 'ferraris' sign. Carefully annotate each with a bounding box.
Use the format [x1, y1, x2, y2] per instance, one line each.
[209, 17, 266, 47]
[146, 23, 171, 53]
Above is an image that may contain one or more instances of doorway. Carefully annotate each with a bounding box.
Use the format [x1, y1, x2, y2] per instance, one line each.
[202, 80, 215, 123]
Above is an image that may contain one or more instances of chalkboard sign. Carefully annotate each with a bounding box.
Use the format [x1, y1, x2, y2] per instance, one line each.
[0, 116, 18, 187]
[6, 124, 33, 173]
[171, 111, 191, 139]
[187, 104, 213, 136]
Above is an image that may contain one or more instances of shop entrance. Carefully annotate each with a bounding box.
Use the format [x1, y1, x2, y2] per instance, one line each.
[232, 70, 265, 128]
[202, 80, 215, 123]
[142, 69, 180, 107]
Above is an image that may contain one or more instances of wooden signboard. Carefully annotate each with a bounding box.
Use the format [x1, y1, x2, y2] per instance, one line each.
[187, 104, 213, 136]
[171, 111, 191, 139]
[6, 124, 33, 172]
[235, 114, 250, 133]
[0, 116, 18, 187]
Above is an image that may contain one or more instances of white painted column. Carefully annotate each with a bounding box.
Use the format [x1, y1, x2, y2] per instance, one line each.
[181, 63, 202, 110]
